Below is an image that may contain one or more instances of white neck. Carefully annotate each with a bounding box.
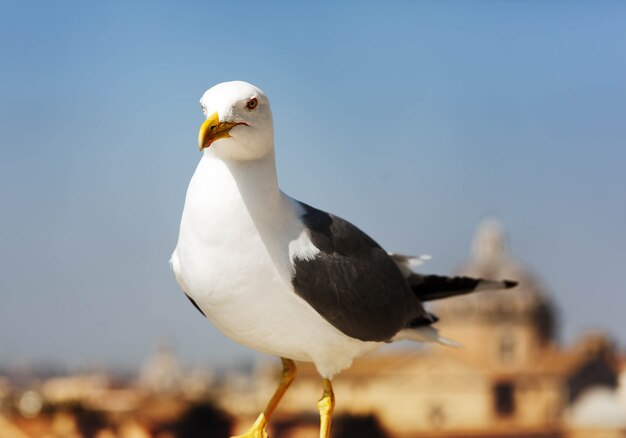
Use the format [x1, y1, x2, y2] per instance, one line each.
[205, 149, 282, 218]
[201, 148, 299, 281]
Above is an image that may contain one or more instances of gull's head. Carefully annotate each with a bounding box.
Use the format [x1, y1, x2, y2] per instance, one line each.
[198, 81, 273, 160]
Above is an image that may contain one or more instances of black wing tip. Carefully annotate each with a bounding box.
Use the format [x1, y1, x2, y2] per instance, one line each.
[184, 293, 207, 317]
[503, 280, 518, 289]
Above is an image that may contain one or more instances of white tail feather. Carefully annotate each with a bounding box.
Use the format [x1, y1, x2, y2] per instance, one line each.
[394, 326, 462, 348]
[389, 253, 432, 277]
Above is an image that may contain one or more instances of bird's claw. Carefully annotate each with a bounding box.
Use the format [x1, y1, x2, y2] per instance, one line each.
[230, 427, 268, 438]
[230, 414, 269, 438]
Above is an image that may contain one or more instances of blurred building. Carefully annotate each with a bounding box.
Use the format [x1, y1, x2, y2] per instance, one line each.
[0, 345, 228, 438]
[226, 220, 626, 437]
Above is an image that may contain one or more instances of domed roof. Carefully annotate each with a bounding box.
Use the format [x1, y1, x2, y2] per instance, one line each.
[435, 219, 557, 342]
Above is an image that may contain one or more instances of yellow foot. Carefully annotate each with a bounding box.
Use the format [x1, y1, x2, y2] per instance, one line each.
[231, 358, 296, 438]
[231, 413, 269, 438]
[230, 429, 268, 438]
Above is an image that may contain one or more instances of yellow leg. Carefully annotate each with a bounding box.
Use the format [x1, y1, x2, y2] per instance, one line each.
[231, 357, 297, 438]
[318, 378, 335, 438]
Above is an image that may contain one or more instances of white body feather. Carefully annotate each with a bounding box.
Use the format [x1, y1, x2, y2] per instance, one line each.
[171, 152, 381, 378]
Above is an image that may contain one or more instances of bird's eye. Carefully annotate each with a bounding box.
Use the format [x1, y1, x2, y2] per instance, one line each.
[246, 98, 258, 110]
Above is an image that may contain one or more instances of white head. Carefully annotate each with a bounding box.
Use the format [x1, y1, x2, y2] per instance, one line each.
[198, 81, 274, 161]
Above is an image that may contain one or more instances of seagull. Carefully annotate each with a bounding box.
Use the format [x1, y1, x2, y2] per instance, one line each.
[171, 81, 516, 438]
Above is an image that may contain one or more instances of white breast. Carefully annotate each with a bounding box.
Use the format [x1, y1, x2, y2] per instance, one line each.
[175, 156, 274, 305]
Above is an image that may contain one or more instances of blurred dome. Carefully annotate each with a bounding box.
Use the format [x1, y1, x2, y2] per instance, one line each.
[436, 219, 557, 343]
[139, 341, 182, 394]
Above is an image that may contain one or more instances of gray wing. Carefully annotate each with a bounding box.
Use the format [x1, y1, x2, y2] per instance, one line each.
[290, 202, 434, 342]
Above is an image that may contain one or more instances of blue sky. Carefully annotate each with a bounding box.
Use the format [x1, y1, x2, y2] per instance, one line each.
[1, 1, 625, 369]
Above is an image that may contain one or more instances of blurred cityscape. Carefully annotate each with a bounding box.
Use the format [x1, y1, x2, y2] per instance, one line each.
[1, 220, 625, 438]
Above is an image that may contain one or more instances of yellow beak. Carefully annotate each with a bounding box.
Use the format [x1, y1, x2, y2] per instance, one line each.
[198, 112, 246, 151]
